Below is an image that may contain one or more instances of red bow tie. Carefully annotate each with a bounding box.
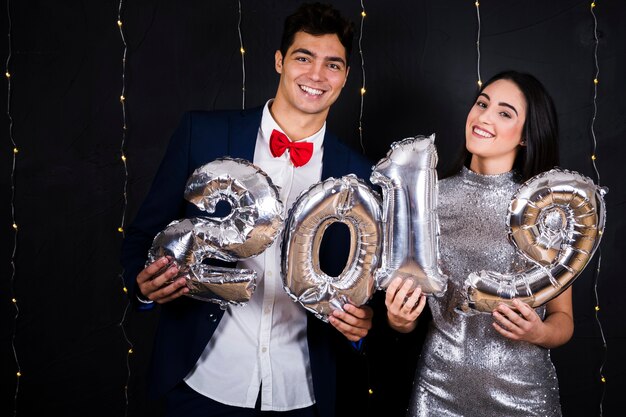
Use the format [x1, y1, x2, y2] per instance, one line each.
[269, 129, 313, 167]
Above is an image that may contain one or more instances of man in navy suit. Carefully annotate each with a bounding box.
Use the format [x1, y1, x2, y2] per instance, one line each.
[121, 3, 375, 417]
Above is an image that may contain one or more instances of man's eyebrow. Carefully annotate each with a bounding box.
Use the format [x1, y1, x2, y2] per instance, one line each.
[291, 48, 346, 66]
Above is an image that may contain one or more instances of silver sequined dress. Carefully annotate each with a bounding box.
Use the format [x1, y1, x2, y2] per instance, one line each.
[408, 167, 562, 417]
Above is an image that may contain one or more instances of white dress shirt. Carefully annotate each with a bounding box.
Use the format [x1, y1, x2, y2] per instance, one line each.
[184, 100, 325, 411]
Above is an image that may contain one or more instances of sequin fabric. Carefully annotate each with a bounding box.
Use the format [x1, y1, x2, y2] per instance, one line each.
[408, 167, 562, 417]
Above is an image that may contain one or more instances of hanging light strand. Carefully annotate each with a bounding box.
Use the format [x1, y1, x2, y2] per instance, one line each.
[475, 1, 482, 88]
[237, 0, 246, 109]
[589, 2, 607, 416]
[116, 1, 134, 414]
[5, 0, 22, 414]
[357, 1, 367, 153]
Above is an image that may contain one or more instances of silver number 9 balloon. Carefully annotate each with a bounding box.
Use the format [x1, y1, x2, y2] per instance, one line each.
[370, 135, 447, 295]
[281, 175, 383, 321]
[147, 157, 284, 307]
[464, 168, 607, 312]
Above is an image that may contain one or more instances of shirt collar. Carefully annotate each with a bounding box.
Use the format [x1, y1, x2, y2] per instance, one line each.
[260, 99, 326, 148]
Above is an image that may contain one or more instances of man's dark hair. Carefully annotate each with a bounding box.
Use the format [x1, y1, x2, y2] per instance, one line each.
[280, 2, 354, 61]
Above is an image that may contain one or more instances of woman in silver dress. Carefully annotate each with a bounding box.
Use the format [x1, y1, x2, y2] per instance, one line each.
[384, 71, 574, 417]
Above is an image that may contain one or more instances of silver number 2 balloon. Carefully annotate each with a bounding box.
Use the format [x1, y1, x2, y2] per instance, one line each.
[147, 157, 284, 308]
[464, 168, 607, 312]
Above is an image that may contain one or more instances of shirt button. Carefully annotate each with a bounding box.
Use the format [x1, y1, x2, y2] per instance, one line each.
[262, 347, 267, 353]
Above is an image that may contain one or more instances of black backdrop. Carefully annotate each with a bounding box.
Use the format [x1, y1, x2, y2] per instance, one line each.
[1, 1, 624, 416]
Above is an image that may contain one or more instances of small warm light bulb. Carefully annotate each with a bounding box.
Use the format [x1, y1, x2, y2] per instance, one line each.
[120, 95, 125, 102]
[477, 80, 483, 87]
[595, 305, 600, 311]
[591, 2, 596, 8]
[123, 287, 128, 293]
[121, 154, 127, 162]
[360, 87, 366, 95]
[13, 147, 18, 154]
[12, 298, 17, 303]
[5, 71, 10, 78]
[593, 78, 599, 85]
[117, 20, 123, 27]
[128, 348, 133, 354]
[601, 376, 606, 383]
[16, 371, 21, 377]
[598, 229, 603, 236]
[361, 11, 367, 17]
[368, 388, 374, 395]
[240, 47, 245, 54]
[12, 223, 17, 230]
[475, 1, 480, 7]
[118, 226, 124, 233]
[591, 154, 597, 160]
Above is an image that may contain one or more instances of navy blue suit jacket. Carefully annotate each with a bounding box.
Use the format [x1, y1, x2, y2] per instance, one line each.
[121, 106, 375, 417]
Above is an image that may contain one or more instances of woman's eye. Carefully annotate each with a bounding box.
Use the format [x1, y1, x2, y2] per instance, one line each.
[500, 112, 512, 119]
[476, 101, 487, 109]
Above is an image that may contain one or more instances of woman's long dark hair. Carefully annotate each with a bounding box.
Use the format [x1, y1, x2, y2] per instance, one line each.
[445, 70, 560, 181]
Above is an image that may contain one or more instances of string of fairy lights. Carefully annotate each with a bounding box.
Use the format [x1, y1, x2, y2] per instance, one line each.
[237, 0, 246, 109]
[5, 0, 22, 413]
[474, 1, 482, 88]
[589, 3, 607, 415]
[357, 1, 367, 153]
[116, 1, 134, 415]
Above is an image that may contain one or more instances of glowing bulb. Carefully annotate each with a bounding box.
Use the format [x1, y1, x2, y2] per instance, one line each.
[13, 147, 18, 154]
[360, 87, 366, 95]
[128, 348, 133, 354]
[595, 306, 600, 311]
[118, 226, 124, 233]
[16, 372, 21, 377]
[117, 20, 123, 27]
[120, 95, 125, 102]
[601, 376, 606, 383]
[123, 287, 128, 293]
[593, 78, 599, 85]
[361, 11, 367, 17]
[121, 155, 127, 162]
[477, 80, 483, 87]
[591, 155, 597, 160]
[368, 388, 373, 395]
[240, 47, 245, 54]
[475, 1, 480, 6]
[598, 230, 603, 236]
[591, 2, 596, 8]
[12, 298, 17, 303]
[12, 223, 17, 230]
[5, 71, 10, 78]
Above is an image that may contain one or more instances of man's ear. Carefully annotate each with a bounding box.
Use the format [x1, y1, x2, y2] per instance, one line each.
[275, 50, 283, 74]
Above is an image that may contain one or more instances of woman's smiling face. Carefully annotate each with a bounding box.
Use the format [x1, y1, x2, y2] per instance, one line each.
[465, 78, 527, 174]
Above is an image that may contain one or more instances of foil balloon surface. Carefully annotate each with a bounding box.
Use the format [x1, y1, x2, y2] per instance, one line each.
[147, 157, 284, 307]
[370, 135, 447, 295]
[281, 175, 383, 322]
[465, 168, 607, 312]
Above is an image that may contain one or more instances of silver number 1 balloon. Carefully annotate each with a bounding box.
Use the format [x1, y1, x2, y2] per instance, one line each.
[370, 135, 447, 295]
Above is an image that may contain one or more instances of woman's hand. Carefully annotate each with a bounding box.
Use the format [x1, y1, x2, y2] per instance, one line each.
[385, 277, 427, 333]
[492, 288, 573, 348]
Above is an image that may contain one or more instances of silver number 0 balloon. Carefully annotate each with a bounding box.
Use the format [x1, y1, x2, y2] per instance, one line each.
[464, 168, 607, 312]
[280, 175, 383, 321]
[147, 157, 284, 307]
